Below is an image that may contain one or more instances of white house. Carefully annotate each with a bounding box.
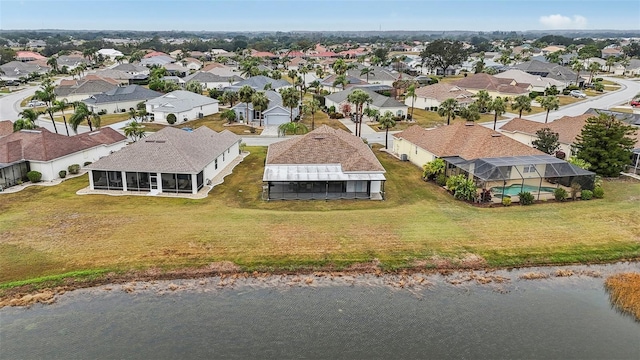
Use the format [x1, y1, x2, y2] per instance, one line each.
[97, 48, 124, 60]
[325, 87, 408, 117]
[407, 83, 475, 111]
[82, 85, 163, 114]
[146, 90, 219, 124]
[232, 90, 297, 126]
[86, 127, 241, 195]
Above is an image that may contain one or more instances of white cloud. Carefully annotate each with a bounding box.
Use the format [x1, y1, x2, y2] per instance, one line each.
[539, 14, 588, 29]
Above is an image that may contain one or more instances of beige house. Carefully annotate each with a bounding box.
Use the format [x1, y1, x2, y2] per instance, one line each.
[494, 69, 566, 93]
[407, 83, 475, 111]
[263, 125, 386, 200]
[453, 73, 531, 98]
[393, 123, 595, 203]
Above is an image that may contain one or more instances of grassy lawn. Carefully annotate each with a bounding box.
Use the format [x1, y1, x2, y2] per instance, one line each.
[609, 107, 635, 114]
[141, 113, 263, 135]
[1, 146, 639, 286]
[54, 112, 130, 127]
[300, 111, 350, 131]
[380, 108, 504, 131]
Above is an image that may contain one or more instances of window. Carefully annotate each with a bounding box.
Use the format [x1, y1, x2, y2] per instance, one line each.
[215, 158, 218, 170]
[222, 153, 225, 161]
[523, 165, 536, 173]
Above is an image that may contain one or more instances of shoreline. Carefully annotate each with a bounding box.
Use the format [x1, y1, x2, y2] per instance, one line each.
[2, 259, 639, 308]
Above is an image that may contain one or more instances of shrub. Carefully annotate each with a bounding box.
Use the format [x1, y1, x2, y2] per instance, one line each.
[502, 196, 512, 206]
[83, 161, 92, 166]
[518, 191, 535, 205]
[581, 189, 593, 200]
[595, 77, 603, 82]
[529, 91, 542, 100]
[27, 170, 42, 183]
[554, 187, 568, 201]
[58, 170, 67, 178]
[446, 174, 477, 201]
[593, 186, 604, 198]
[334, 113, 344, 119]
[422, 158, 446, 180]
[435, 173, 447, 186]
[166, 113, 177, 124]
[68, 164, 80, 174]
[97, 109, 107, 115]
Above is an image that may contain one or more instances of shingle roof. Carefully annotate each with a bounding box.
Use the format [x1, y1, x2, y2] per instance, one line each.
[583, 108, 640, 126]
[325, 87, 406, 109]
[414, 83, 475, 103]
[0, 127, 126, 163]
[394, 123, 544, 160]
[183, 71, 243, 83]
[55, 76, 119, 97]
[112, 63, 148, 73]
[347, 65, 413, 82]
[227, 75, 291, 91]
[87, 127, 240, 173]
[266, 125, 385, 172]
[453, 73, 530, 95]
[145, 90, 219, 113]
[494, 69, 565, 89]
[83, 85, 163, 105]
[0, 120, 14, 138]
[513, 60, 579, 82]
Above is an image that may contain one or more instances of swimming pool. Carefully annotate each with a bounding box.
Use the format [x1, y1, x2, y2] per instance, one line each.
[490, 184, 557, 196]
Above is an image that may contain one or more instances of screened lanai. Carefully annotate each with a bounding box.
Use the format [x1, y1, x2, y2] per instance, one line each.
[444, 154, 596, 203]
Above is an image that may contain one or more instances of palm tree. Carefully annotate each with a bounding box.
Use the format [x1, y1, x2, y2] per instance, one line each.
[185, 80, 203, 94]
[69, 102, 100, 132]
[17, 108, 40, 130]
[406, 84, 417, 121]
[315, 67, 326, 80]
[489, 97, 507, 130]
[473, 90, 492, 113]
[302, 98, 320, 130]
[538, 95, 560, 123]
[287, 69, 298, 83]
[129, 51, 143, 63]
[378, 111, 396, 149]
[13, 118, 37, 132]
[332, 59, 348, 75]
[123, 120, 146, 142]
[251, 91, 270, 127]
[459, 103, 480, 122]
[437, 98, 459, 125]
[46, 56, 59, 73]
[278, 121, 308, 136]
[587, 61, 601, 84]
[308, 80, 321, 94]
[511, 95, 532, 118]
[360, 67, 375, 82]
[332, 75, 348, 91]
[238, 85, 256, 124]
[571, 60, 584, 86]
[270, 70, 281, 80]
[605, 57, 616, 73]
[33, 76, 59, 134]
[220, 90, 238, 107]
[280, 87, 300, 122]
[347, 89, 372, 137]
[53, 99, 70, 136]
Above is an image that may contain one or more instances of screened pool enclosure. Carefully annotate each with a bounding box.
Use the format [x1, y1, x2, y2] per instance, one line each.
[443, 154, 596, 203]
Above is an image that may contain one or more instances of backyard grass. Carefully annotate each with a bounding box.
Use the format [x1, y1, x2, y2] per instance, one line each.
[378, 108, 504, 131]
[54, 112, 130, 128]
[1, 145, 639, 288]
[141, 113, 262, 135]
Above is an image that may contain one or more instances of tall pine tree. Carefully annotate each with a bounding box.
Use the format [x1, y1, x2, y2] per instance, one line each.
[573, 113, 637, 177]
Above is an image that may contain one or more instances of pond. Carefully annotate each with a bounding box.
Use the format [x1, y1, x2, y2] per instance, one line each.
[2, 263, 639, 359]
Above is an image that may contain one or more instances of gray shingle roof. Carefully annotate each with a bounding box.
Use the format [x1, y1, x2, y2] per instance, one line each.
[112, 63, 149, 73]
[226, 75, 291, 91]
[146, 90, 219, 113]
[183, 71, 243, 83]
[87, 127, 240, 173]
[82, 85, 163, 105]
[55, 78, 118, 97]
[326, 87, 406, 108]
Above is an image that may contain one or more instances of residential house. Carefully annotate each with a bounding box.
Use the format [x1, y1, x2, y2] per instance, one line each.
[393, 123, 595, 203]
[407, 83, 475, 111]
[86, 127, 241, 195]
[225, 75, 291, 92]
[83, 85, 163, 114]
[55, 75, 120, 103]
[319, 74, 368, 93]
[325, 87, 408, 118]
[541, 45, 566, 55]
[183, 71, 243, 90]
[453, 73, 531, 98]
[0, 120, 14, 138]
[143, 51, 171, 59]
[56, 55, 90, 70]
[494, 69, 566, 93]
[145, 90, 219, 123]
[601, 47, 623, 59]
[97, 49, 124, 60]
[347, 64, 412, 87]
[0, 61, 50, 82]
[15, 51, 46, 62]
[111, 63, 150, 76]
[513, 60, 583, 86]
[263, 125, 386, 200]
[232, 90, 298, 126]
[623, 59, 640, 76]
[286, 57, 308, 71]
[180, 57, 203, 71]
[140, 55, 175, 68]
[0, 127, 126, 189]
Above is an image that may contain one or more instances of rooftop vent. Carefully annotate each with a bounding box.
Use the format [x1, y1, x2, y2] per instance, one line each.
[491, 133, 502, 137]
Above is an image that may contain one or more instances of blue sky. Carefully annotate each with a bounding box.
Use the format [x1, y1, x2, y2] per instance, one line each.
[0, 0, 638, 31]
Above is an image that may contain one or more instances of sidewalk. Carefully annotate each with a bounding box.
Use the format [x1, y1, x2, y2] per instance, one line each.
[338, 118, 379, 135]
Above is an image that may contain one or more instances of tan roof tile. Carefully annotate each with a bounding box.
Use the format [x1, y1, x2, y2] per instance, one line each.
[0, 120, 13, 138]
[266, 125, 385, 172]
[414, 83, 475, 103]
[453, 73, 530, 95]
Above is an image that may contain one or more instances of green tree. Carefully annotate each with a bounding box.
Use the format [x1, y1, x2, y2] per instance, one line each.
[278, 121, 308, 136]
[571, 60, 584, 85]
[419, 40, 467, 77]
[33, 76, 59, 134]
[378, 111, 396, 149]
[332, 74, 348, 91]
[347, 89, 372, 137]
[52, 99, 70, 136]
[459, 103, 480, 122]
[574, 113, 637, 177]
[473, 90, 491, 113]
[531, 128, 560, 154]
[332, 58, 348, 75]
[360, 67, 375, 82]
[129, 51, 143, 63]
[422, 158, 446, 180]
[406, 84, 417, 121]
[437, 98, 459, 125]
[220, 109, 237, 124]
[238, 85, 256, 124]
[605, 57, 616, 73]
[220, 90, 238, 107]
[46, 56, 59, 73]
[123, 120, 146, 142]
[69, 102, 100, 132]
[251, 91, 270, 127]
[537, 95, 560, 123]
[13, 118, 37, 132]
[185, 80, 203, 94]
[511, 95, 532, 118]
[489, 96, 507, 130]
[279, 87, 300, 122]
[545, 85, 560, 96]
[302, 97, 321, 130]
[587, 61, 601, 84]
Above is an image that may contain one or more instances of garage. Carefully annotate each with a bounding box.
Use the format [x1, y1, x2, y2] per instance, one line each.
[263, 107, 292, 126]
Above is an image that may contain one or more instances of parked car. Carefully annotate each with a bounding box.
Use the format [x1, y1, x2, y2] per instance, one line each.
[27, 100, 46, 107]
[631, 99, 640, 107]
[569, 90, 587, 98]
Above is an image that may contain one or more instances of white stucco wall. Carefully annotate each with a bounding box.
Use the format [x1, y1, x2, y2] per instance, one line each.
[393, 136, 436, 169]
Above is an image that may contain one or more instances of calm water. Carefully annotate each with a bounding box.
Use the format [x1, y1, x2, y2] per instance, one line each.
[1, 265, 639, 359]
